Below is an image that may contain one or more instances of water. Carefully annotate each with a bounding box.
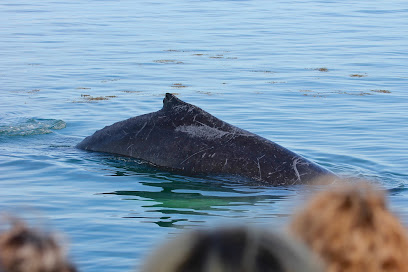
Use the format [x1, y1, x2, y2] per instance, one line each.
[1, 0, 408, 271]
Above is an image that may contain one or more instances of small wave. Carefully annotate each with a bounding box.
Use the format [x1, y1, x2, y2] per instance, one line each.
[0, 118, 66, 136]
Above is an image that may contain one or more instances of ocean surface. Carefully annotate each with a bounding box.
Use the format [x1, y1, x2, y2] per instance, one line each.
[1, 0, 407, 271]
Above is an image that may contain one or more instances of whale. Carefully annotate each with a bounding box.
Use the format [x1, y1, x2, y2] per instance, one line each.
[77, 93, 335, 185]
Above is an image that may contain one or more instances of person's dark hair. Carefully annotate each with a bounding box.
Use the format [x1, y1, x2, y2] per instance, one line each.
[0, 218, 76, 272]
[142, 226, 322, 272]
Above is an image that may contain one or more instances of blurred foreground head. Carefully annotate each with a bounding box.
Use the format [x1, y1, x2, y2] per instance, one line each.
[142, 226, 323, 272]
[290, 181, 408, 272]
[0, 218, 76, 272]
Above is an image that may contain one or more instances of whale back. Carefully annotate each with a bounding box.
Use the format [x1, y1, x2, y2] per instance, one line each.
[77, 93, 334, 185]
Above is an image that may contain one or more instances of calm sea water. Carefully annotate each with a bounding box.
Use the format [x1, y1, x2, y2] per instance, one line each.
[1, 0, 408, 271]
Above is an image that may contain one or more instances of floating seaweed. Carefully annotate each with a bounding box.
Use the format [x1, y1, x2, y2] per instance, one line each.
[73, 94, 118, 103]
[370, 89, 391, 93]
[101, 79, 120, 83]
[334, 91, 372, 96]
[297, 89, 378, 97]
[251, 70, 274, 73]
[196, 91, 214, 95]
[350, 74, 367, 78]
[305, 67, 329, 72]
[121, 90, 143, 94]
[171, 83, 188, 88]
[154, 60, 184, 64]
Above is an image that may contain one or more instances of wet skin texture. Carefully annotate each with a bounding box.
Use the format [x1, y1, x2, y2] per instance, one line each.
[77, 93, 335, 185]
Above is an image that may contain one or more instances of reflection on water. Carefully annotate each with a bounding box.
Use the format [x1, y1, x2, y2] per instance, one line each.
[99, 156, 293, 228]
[106, 182, 288, 227]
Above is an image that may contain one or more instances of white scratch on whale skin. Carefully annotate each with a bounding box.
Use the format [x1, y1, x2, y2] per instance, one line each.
[256, 155, 266, 180]
[135, 122, 147, 137]
[172, 104, 190, 112]
[127, 144, 135, 156]
[145, 122, 156, 140]
[126, 144, 134, 151]
[175, 125, 229, 140]
[292, 158, 301, 184]
[180, 147, 214, 164]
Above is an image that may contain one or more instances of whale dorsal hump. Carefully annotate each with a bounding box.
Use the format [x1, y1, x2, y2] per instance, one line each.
[162, 93, 191, 112]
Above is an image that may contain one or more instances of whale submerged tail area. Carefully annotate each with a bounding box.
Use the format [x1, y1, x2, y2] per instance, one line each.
[77, 93, 335, 185]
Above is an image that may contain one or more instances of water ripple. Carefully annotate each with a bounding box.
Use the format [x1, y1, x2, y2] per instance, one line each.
[0, 117, 66, 136]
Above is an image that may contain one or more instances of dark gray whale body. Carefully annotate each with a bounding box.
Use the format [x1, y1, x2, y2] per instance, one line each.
[77, 93, 334, 185]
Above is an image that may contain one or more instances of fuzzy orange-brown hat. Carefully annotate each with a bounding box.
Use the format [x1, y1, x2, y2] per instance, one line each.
[290, 182, 408, 272]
